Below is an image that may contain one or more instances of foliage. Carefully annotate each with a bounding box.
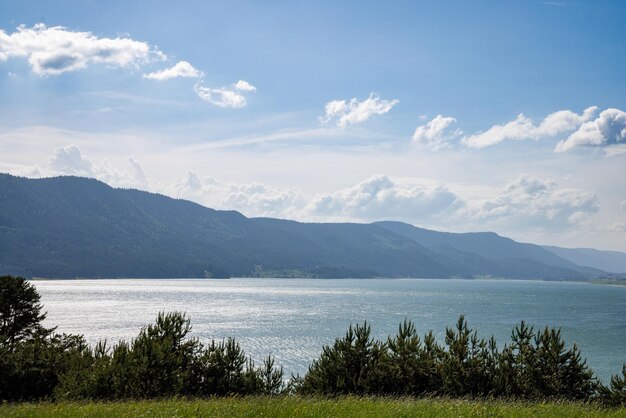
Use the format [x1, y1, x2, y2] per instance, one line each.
[0, 277, 620, 404]
[0, 330, 88, 401]
[296, 316, 599, 401]
[599, 364, 626, 406]
[380, 319, 442, 395]
[295, 321, 387, 395]
[0, 276, 85, 401]
[56, 312, 285, 399]
[0, 276, 285, 401]
[438, 315, 499, 397]
[0, 275, 51, 349]
[495, 322, 597, 400]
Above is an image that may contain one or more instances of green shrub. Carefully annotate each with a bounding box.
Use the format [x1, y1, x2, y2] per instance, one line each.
[0, 275, 52, 349]
[496, 322, 596, 400]
[294, 315, 598, 401]
[0, 276, 611, 403]
[55, 312, 284, 399]
[296, 321, 387, 395]
[599, 364, 626, 406]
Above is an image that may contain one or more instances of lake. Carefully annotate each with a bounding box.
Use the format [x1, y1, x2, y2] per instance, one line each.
[33, 278, 626, 383]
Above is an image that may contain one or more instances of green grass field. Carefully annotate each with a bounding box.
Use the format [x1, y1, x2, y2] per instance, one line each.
[1, 397, 625, 418]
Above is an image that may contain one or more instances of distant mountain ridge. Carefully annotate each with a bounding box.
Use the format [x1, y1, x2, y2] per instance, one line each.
[0, 173, 623, 279]
[542, 246, 626, 274]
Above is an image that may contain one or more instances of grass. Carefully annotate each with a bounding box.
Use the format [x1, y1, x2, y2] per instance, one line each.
[1, 397, 625, 418]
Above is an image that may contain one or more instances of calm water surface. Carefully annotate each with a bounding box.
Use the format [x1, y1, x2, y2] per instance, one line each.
[33, 278, 626, 382]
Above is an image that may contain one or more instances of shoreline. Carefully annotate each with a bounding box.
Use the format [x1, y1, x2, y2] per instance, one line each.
[28, 275, 626, 288]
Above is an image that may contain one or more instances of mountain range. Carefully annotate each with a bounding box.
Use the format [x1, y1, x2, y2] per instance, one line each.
[1, 173, 625, 279]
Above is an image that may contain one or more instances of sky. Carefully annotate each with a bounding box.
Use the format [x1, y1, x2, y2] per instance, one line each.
[0, 0, 625, 251]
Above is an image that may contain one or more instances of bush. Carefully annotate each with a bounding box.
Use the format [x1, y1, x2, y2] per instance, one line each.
[294, 315, 598, 401]
[0, 278, 610, 403]
[599, 364, 626, 406]
[496, 322, 596, 399]
[0, 276, 87, 401]
[296, 321, 387, 395]
[0, 330, 88, 401]
[439, 315, 499, 397]
[56, 312, 284, 399]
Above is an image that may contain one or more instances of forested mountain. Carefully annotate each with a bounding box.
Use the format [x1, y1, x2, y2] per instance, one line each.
[542, 246, 626, 274]
[374, 221, 604, 278]
[0, 174, 620, 279]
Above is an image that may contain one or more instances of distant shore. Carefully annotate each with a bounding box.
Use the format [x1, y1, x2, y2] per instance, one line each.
[28, 275, 626, 287]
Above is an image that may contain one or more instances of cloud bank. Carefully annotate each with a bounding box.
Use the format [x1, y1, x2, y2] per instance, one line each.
[555, 108, 626, 152]
[169, 171, 302, 217]
[466, 175, 599, 230]
[416, 106, 625, 154]
[149, 172, 604, 233]
[306, 175, 461, 221]
[3, 144, 609, 239]
[321, 94, 399, 128]
[0, 24, 164, 75]
[462, 107, 597, 148]
[48, 145, 149, 189]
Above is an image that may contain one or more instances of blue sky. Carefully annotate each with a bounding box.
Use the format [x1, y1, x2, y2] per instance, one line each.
[1, 0, 625, 251]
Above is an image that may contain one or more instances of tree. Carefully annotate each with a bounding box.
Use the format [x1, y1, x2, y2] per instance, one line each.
[497, 322, 596, 400]
[296, 321, 388, 395]
[120, 311, 198, 398]
[384, 319, 442, 395]
[439, 315, 496, 397]
[0, 275, 51, 350]
[0, 276, 87, 401]
[598, 364, 626, 406]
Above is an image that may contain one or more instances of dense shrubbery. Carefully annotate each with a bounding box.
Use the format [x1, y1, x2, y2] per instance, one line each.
[0, 276, 283, 401]
[55, 312, 284, 400]
[1, 275, 625, 405]
[294, 316, 602, 401]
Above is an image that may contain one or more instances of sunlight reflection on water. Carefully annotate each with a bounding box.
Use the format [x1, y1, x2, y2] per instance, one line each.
[33, 278, 626, 382]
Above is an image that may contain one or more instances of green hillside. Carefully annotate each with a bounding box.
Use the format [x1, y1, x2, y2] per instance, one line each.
[0, 174, 609, 280]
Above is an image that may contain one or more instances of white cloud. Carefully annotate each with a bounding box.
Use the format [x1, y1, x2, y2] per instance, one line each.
[536, 107, 597, 136]
[462, 106, 597, 148]
[305, 174, 461, 221]
[412, 115, 462, 150]
[7, 141, 610, 243]
[49, 145, 94, 175]
[321, 93, 399, 128]
[168, 171, 303, 217]
[194, 80, 256, 108]
[143, 60, 203, 81]
[0, 162, 42, 178]
[168, 173, 461, 224]
[128, 158, 149, 189]
[234, 80, 256, 92]
[465, 175, 599, 230]
[462, 114, 534, 148]
[555, 108, 626, 152]
[0, 23, 164, 76]
[194, 86, 247, 108]
[48, 145, 149, 189]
